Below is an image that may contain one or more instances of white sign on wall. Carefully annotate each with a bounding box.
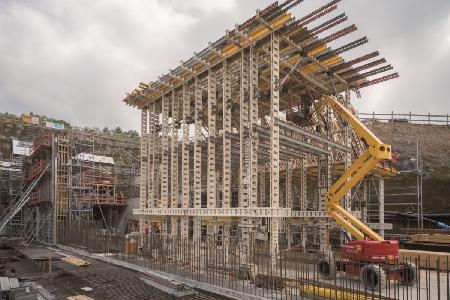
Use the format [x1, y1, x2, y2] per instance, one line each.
[74, 153, 114, 165]
[12, 139, 32, 156]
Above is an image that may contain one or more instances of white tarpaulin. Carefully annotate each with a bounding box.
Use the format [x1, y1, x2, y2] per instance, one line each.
[12, 139, 32, 156]
[74, 153, 114, 165]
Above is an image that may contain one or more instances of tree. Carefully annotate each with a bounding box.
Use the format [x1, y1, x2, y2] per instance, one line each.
[126, 129, 139, 137]
[114, 126, 123, 134]
[103, 127, 110, 133]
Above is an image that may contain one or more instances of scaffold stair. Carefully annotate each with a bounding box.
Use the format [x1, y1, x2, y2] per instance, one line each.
[0, 163, 50, 233]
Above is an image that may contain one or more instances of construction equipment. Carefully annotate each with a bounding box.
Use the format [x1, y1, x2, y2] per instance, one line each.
[317, 95, 417, 290]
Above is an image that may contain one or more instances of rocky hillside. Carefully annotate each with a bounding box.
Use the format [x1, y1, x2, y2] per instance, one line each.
[366, 122, 450, 214]
[0, 113, 140, 167]
[1, 113, 141, 199]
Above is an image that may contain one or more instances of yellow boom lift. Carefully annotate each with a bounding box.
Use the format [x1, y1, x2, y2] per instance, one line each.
[316, 95, 417, 290]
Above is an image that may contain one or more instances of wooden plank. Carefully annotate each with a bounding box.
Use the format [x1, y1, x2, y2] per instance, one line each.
[404, 228, 450, 235]
[61, 255, 91, 267]
[410, 234, 450, 244]
[400, 249, 450, 270]
[67, 296, 93, 300]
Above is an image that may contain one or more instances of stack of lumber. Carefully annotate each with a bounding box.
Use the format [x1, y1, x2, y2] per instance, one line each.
[410, 233, 450, 244]
[399, 249, 450, 270]
[404, 228, 450, 235]
[61, 255, 91, 267]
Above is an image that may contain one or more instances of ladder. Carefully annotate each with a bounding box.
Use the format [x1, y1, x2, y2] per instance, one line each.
[0, 163, 50, 233]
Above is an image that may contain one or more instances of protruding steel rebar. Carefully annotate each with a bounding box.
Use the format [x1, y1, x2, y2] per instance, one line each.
[359, 73, 399, 88]
[338, 58, 386, 77]
[330, 51, 380, 72]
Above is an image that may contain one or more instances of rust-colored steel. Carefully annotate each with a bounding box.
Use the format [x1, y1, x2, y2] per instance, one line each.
[359, 73, 399, 88]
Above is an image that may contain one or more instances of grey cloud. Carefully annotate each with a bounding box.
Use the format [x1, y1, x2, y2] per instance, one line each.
[0, 0, 449, 132]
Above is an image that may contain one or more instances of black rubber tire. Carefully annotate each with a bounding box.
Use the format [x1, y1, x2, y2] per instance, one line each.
[318, 257, 336, 280]
[400, 262, 417, 286]
[360, 264, 386, 291]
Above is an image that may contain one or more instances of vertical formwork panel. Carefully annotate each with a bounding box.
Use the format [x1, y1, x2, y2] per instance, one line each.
[246, 45, 260, 262]
[344, 90, 352, 212]
[56, 134, 69, 243]
[140, 108, 148, 210]
[270, 33, 280, 267]
[161, 95, 170, 234]
[286, 161, 293, 249]
[181, 84, 190, 239]
[149, 102, 158, 209]
[318, 107, 332, 252]
[193, 77, 202, 241]
[222, 61, 232, 211]
[146, 105, 153, 209]
[378, 177, 385, 238]
[300, 158, 307, 250]
[139, 107, 148, 237]
[171, 91, 179, 236]
[240, 48, 251, 255]
[249, 45, 259, 213]
[207, 70, 217, 239]
[259, 171, 266, 207]
[207, 70, 216, 210]
[362, 180, 368, 223]
[222, 60, 232, 260]
[342, 90, 353, 244]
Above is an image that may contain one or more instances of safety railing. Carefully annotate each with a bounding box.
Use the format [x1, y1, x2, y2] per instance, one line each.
[59, 220, 450, 300]
[359, 112, 450, 126]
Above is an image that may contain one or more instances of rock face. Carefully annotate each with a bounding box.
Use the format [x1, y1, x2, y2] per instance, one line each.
[0, 115, 140, 166]
[366, 122, 450, 215]
[0, 116, 40, 158]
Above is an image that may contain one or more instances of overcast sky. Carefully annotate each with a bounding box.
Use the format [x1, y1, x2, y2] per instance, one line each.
[0, 0, 449, 131]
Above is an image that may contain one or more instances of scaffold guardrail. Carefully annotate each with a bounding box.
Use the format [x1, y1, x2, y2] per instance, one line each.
[359, 112, 450, 125]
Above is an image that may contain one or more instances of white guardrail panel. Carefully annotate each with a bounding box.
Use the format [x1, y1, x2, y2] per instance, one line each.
[133, 208, 362, 219]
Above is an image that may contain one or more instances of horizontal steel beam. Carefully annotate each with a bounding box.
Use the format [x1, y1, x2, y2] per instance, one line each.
[134, 207, 290, 217]
[274, 118, 350, 152]
[255, 124, 330, 155]
[133, 208, 362, 219]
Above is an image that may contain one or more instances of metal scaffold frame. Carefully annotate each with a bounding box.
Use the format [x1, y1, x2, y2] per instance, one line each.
[1, 128, 135, 244]
[125, 0, 399, 269]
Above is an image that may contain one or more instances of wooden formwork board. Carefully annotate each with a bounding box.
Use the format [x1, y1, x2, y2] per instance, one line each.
[410, 234, 450, 244]
[67, 296, 93, 300]
[61, 255, 91, 267]
[400, 249, 450, 270]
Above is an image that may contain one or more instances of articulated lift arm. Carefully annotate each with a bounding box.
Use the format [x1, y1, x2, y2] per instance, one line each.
[322, 95, 392, 242]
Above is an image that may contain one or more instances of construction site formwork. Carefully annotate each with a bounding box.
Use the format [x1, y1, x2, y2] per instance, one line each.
[0, 152, 26, 235]
[69, 131, 129, 230]
[125, 0, 398, 267]
[1, 129, 132, 244]
[15, 130, 69, 244]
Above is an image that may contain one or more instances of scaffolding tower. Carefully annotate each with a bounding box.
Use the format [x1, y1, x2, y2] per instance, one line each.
[0, 152, 26, 235]
[124, 0, 399, 267]
[69, 131, 128, 229]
